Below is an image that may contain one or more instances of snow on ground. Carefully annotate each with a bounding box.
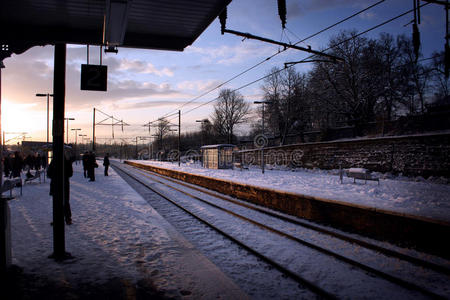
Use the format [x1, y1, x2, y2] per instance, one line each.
[6, 163, 244, 298]
[129, 160, 450, 223]
[4, 159, 449, 298]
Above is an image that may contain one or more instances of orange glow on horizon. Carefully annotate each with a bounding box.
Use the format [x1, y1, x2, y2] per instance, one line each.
[1, 99, 47, 143]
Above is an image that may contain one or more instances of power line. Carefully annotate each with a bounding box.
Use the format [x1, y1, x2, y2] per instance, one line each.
[171, 2, 433, 122]
[157, 0, 388, 121]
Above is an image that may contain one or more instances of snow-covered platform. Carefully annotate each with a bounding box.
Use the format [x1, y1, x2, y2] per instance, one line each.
[5, 163, 247, 299]
[126, 160, 450, 259]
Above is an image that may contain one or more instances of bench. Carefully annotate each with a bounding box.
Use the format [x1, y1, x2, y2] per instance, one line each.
[339, 167, 379, 184]
[1, 178, 22, 198]
[344, 168, 379, 185]
[233, 162, 248, 171]
[24, 170, 42, 184]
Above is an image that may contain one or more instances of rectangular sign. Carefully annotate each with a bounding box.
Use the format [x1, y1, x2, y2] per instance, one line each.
[81, 64, 107, 91]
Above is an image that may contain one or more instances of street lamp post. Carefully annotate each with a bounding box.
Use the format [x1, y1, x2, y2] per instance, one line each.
[71, 128, 81, 145]
[196, 119, 208, 147]
[64, 117, 75, 144]
[79, 134, 87, 151]
[71, 128, 81, 162]
[254, 101, 272, 174]
[35, 93, 53, 147]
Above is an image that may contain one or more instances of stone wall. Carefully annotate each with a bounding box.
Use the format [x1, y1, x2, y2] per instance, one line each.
[237, 133, 450, 178]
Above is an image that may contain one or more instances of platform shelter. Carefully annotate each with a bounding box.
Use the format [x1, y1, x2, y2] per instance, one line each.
[201, 144, 235, 169]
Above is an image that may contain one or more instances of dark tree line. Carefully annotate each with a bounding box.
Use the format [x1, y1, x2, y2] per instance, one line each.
[126, 30, 449, 156]
[254, 31, 449, 144]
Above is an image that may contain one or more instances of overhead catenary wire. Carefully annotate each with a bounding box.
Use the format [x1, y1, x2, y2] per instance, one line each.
[102, 1, 435, 136]
[167, 2, 433, 123]
[157, 0, 388, 121]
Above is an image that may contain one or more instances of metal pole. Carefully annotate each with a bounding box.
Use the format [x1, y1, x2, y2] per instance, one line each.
[0, 62, 10, 273]
[148, 123, 151, 160]
[262, 103, 265, 174]
[135, 136, 138, 159]
[50, 43, 69, 260]
[47, 94, 49, 147]
[66, 118, 68, 144]
[92, 108, 95, 151]
[178, 110, 181, 167]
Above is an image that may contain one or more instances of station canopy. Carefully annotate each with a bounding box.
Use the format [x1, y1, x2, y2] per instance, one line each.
[0, 0, 231, 61]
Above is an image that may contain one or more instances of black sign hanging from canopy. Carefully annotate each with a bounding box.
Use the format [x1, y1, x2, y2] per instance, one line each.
[80, 64, 107, 91]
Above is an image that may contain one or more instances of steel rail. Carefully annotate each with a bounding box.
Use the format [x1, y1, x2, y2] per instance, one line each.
[113, 164, 337, 300]
[129, 164, 450, 276]
[121, 164, 448, 299]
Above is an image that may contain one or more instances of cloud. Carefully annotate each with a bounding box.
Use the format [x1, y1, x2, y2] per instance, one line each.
[108, 99, 201, 111]
[187, 42, 275, 65]
[358, 11, 376, 20]
[117, 59, 174, 77]
[177, 79, 223, 92]
[3, 52, 184, 113]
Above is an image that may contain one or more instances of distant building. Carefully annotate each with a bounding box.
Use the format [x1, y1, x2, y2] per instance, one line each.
[21, 141, 51, 152]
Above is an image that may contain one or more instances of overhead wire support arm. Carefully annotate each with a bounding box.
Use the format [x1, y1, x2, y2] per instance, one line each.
[92, 107, 130, 149]
[284, 59, 337, 68]
[222, 28, 343, 62]
[421, 0, 450, 5]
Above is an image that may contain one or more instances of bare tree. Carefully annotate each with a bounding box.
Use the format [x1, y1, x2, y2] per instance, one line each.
[261, 67, 310, 145]
[430, 51, 450, 104]
[211, 89, 250, 144]
[154, 118, 171, 150]
[397, 36, 431, 114]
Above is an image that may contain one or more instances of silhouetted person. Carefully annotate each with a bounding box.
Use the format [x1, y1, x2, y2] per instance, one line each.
[47, 151, 73, 225]
[87, 151, 97, 182]
[103, 153, 110, 176]
[42, 153, 48, 170]
[35, 153, 42, 170]
[3, 153, 12, 177]
[24, 154, 35, 171]
[82, 151, 89, 178]
[11, 151, 23, 178]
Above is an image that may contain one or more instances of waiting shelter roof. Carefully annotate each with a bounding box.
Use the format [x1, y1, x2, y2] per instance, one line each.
[0, 0, 231, 61]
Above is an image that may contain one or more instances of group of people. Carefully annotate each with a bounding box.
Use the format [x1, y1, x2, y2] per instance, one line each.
[81, 151, 98, 181]
[3, 149, 112, 226]
[3, 151, 47, 179]
[81, 151, 110, 181]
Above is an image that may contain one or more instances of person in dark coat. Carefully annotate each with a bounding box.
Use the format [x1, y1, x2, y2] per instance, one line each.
[42, 153, 48, 170]
[34, 153, 42, 170]
[3, 153, 12, 177]
[87, 151, 97, 182]
[103, 153, 110, 176]
[82, 151, 89, 178]
[24, 154, 35, 171]
[11, 151, 23, 178]
[47, 152, 73, 225]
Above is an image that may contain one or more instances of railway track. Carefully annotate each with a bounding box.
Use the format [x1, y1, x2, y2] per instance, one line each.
[113, 162, 450, 299]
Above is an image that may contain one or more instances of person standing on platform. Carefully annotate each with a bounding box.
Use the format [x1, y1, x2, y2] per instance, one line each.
[103, 153, 110, 176]
[35, 153, 42, 170]
[42, 152, 48, 170]
[11, 151, 23, 178]
[82, 151, 89, 178]
[3, 153, 12, 177]
[87, 151, 97, 182]
[47, 150, 73, 225]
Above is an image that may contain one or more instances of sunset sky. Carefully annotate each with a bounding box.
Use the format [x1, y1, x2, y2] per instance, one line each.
[1, 0, 446, 145]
